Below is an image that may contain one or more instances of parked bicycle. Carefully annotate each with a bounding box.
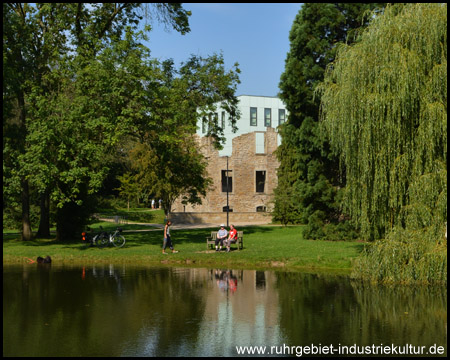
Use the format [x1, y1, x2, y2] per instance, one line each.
[82, 226, 126, 248]
[81, 228, 95, 247]
[93, 227, 126, 248]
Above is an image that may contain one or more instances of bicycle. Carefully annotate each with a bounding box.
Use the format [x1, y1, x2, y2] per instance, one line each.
[92, 227, 126, 248]
[82, 228, 96, 247]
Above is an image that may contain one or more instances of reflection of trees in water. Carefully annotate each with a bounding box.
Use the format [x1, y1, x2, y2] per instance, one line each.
[84, 266, 208, 357]
[275, 273, 354, 346]
[349, 281, 447, 348]
[4, 266, 207, 357]
[275, 272, 447, 351]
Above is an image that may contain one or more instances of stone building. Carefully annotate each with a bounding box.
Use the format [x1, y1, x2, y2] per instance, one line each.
[171, 95, 287, 225]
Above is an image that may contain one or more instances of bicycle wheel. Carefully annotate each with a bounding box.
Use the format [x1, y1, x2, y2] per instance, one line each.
[96, 233, 108, 248]
[112, 235, 126, 248]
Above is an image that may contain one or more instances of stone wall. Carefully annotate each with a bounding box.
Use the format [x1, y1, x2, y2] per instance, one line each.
[169, 212, 272, 226]
[171, 128, 279, 224]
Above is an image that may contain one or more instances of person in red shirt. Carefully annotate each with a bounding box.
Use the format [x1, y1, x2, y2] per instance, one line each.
[226, 224, 238, 253]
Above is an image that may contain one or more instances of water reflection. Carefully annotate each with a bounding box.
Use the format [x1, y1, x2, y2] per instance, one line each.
[275, 272, 447, 355]
[213, 269, 239, 294]
[3, 265, 447, 357]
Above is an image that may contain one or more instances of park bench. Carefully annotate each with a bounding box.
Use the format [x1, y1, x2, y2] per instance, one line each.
[206, 230, 244, 251]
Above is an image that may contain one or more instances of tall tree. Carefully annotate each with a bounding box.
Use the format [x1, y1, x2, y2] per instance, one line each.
[3, 3, 191, 240]
[319, 3, 447, 283]
[128, 53, 241, 217]
[275, 3, 384, 239]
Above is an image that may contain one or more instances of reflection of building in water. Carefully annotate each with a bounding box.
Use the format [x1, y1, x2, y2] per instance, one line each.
[194, 269, 281, 354]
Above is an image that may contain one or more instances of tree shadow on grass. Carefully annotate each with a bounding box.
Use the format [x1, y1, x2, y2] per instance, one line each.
[3, 225, 301, 248]
[7, 225, 368, 257]
[73, 226, 280, 250]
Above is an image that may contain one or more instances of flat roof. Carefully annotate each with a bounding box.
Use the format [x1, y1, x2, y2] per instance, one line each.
[237, 94, 280, 99]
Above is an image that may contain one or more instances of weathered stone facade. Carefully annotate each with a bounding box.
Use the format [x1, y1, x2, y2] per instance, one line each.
[171, 127, 279, 224]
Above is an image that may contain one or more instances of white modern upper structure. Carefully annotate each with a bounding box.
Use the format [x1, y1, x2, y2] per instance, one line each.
[197, 95, 287, 156]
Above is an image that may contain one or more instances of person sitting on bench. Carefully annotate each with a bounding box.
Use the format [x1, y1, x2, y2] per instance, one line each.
[225, 224, 238, 253]
[215, 224, 228, 252]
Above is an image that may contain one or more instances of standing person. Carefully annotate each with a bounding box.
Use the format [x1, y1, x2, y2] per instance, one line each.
[215, 224, 228, 252]
[162, 220, 178, 254]
[226, 224, 238, 253]
[151, 199, 155, 209]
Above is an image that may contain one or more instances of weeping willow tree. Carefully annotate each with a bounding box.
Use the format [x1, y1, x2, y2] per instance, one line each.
[319, 4, 447, 284]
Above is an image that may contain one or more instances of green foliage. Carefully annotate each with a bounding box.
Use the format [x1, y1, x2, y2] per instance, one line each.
[319, 4, 447, 283]
[353, 228, 447, 285]
[272, 175, 302, 226]
[276, 3, 383, 239]
[3, 4, 193, 240]
[130, 138, 212, 217]
[3, 204, 41, 231]
[115, 172, 141, 210]
[126, 53, 240, 216]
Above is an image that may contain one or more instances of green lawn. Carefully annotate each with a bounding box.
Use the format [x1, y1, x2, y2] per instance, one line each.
[3, 224, 365, 274]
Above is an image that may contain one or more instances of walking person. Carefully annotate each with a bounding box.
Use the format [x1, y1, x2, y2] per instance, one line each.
[215, 224, 228, 252]
[162, 220, 178, 254]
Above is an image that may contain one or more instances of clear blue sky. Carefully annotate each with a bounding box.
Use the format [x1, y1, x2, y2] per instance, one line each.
[144, 3, 302, 97]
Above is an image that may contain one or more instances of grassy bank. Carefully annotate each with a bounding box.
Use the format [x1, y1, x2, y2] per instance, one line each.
[3, 225, 365, 273]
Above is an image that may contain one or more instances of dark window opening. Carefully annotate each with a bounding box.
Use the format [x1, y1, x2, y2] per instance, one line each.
[202, 116, 207, 133]
[256, 170, 266, 193]
[223, 206, 233, 212]
[250, 107, 257, 126]
[279, 109, 286, 126]
[264, 108, 271, 127]
[256, 206, 266, 212]
[256, 271, 266, 289]
[222, 170, 233, 193]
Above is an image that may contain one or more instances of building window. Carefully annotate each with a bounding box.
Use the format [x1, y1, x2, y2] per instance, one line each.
[256, 170, 266, 193]
[214, 112, 218, 127]
[223, 206, 233, 212]
[256, 271, 266, 289]
[221, 111, 225, 129]
[256, 206, 266, 212]
[208, 113, 213, 132]
[250, 107, 257, 126]
[221, 170, 233, 193]
[279, 109, 286, 126]
[202, 116, 207, 133]
[264, 108, 271, 127]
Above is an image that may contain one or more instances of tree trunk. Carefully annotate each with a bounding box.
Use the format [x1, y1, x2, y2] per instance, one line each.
[18, 88, 33, 241]
[21, 178, 33, 241]
[37, 189, 51, 238]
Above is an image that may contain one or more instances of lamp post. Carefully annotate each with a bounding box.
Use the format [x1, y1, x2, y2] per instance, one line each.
[226, 156, 229, 227]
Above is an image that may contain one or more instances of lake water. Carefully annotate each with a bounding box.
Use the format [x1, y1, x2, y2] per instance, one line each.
[3, 264, 447, 357]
